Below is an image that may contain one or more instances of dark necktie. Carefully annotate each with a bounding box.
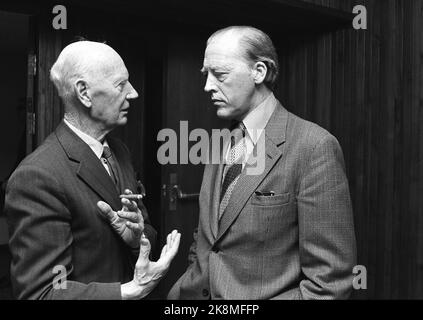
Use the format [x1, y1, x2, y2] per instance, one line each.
[219, 123, 246, 219]
[102, 146, 120, 192]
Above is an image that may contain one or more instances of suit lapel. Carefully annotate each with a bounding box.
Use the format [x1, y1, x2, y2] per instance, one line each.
[55, 121, 121, 210]
[108, 138, 133, 194]
[216, 102, 289, 242]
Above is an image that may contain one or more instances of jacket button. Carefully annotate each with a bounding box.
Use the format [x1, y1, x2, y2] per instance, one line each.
[202, 289, 209, 297]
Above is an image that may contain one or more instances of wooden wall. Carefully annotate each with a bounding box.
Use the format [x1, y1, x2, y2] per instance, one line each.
[30, 0, 423, 298]
[275, 0, 423, 299]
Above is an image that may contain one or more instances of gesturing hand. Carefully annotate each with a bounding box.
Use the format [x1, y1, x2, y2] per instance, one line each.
[97, 189, 144, 248]
[121, 230, 181, 299]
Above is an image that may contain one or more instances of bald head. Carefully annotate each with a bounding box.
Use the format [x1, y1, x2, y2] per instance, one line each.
[50, 41, 126, 105]
[50, 41, 138, 138]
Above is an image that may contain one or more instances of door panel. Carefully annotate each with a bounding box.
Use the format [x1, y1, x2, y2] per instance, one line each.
[158, 32, 226, 296]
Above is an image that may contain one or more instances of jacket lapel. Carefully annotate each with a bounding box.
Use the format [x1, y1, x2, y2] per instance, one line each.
[216, 102, 289, 242]
[55, 121, 121, 210]
[108, 138, 133, 194]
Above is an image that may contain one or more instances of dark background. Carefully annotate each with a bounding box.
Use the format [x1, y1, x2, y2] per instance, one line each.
[0, 0, 422, 299]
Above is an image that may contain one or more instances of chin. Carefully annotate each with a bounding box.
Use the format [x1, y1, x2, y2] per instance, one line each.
[216, 108, 234, 120]
[117, 117, 128, 126]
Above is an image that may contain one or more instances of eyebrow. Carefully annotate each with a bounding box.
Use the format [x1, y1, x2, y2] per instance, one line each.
[200, 65, 231, 74]
[113, 74, 129, 85]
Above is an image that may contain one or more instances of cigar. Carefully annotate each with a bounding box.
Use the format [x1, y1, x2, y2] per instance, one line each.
[119, 194, 144, 200]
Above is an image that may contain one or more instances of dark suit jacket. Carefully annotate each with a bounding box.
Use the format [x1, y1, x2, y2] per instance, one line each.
[5, 121, 156, 299]
[168, 101, 357, 300]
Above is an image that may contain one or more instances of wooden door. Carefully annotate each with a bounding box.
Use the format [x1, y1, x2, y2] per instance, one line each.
[156, 32, 226, 297]
[25, 16, 36, 155]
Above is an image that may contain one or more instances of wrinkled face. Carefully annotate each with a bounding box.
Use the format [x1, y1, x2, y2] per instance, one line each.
[202, 34, 256, 121]
[88, 56, 138, 130]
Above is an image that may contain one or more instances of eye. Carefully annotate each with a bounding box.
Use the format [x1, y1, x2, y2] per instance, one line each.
[214, 72, 227, 81]
[117, 80, 127, 91]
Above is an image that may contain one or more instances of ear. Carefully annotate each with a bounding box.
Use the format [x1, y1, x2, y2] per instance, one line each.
[74, 79, 92, 108]
[252, 61, 267, 85]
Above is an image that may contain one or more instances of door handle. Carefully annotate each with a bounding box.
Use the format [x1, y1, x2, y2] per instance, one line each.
[170, 184, 199, 201]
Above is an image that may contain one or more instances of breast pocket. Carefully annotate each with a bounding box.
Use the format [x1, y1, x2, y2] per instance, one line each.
[245, 192, 296, 244]
[251, 192, 290, 207]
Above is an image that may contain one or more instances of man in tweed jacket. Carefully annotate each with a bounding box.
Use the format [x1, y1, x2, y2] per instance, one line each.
[168, 26, 357, 300]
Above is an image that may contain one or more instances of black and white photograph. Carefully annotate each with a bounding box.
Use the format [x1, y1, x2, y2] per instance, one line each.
[0, 0, 422, 309]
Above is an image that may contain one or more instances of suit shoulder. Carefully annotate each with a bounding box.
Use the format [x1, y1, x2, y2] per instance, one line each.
[286, 112, 339, 150]
[13, 133, 64, 174]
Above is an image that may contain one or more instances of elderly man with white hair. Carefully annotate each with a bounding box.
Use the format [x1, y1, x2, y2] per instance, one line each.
[5, 41, 180, 300]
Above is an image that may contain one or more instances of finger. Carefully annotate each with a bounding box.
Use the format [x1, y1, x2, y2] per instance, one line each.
[161, 231, 181, 260]
[97, 201, 118, 223]
[136, 234, 151, 268]
[117, 210, 140, 222]
[169, 230, 178, 247]
[121, 197, 139, 212]
[124, 189, 133, 195]
[168, 232, 181, 257]
[159, 233, 173, 259]
[160, 244, 168, 257]
[166, 231, 174, 251]
[121, 197, 130, 211]
[159, 232, 180, 269]
[167, 232, 172, 247]
[125, 221, 142, 234]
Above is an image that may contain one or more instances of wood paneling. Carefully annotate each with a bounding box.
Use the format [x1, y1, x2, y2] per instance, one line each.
[275, 0, 423, 299]
[36, 12, 63, 146]
[27, 0, 423, 299]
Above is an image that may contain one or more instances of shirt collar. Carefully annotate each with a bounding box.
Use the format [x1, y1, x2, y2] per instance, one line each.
[63, 119, 109, 159]
[241, 92, 277, 145]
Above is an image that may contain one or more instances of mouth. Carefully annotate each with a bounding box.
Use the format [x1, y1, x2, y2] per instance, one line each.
[211, 99, 225, 106]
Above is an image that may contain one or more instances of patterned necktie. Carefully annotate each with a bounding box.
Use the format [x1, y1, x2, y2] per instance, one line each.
[219, 123, 246, 220]
[102, 146, 120, 191]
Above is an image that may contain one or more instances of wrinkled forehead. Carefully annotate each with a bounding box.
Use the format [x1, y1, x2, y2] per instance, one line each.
[203, 32, 250, 69]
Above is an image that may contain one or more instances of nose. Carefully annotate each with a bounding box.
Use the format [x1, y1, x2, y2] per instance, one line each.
[204, 74, 217, 93]
[126, 82, 139, 99]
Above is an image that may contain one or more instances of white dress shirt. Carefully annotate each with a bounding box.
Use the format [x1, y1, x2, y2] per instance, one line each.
[224, 92, 277, 168]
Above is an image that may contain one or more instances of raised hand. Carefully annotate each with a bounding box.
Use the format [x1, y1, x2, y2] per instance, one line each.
[97, 189, 144, 248]
[121, 230, 181, 299]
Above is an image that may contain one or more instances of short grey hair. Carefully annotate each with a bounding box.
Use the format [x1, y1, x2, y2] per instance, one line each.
[207, 26, 279, 90]
[50, 44, 85, 106]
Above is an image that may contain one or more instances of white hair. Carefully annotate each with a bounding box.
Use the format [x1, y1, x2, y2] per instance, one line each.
[49, 41, 120, 107]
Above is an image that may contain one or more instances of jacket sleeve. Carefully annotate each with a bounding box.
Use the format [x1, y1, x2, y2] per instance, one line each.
[296, 134, 357, 300]
[6, 165, 122, 300]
